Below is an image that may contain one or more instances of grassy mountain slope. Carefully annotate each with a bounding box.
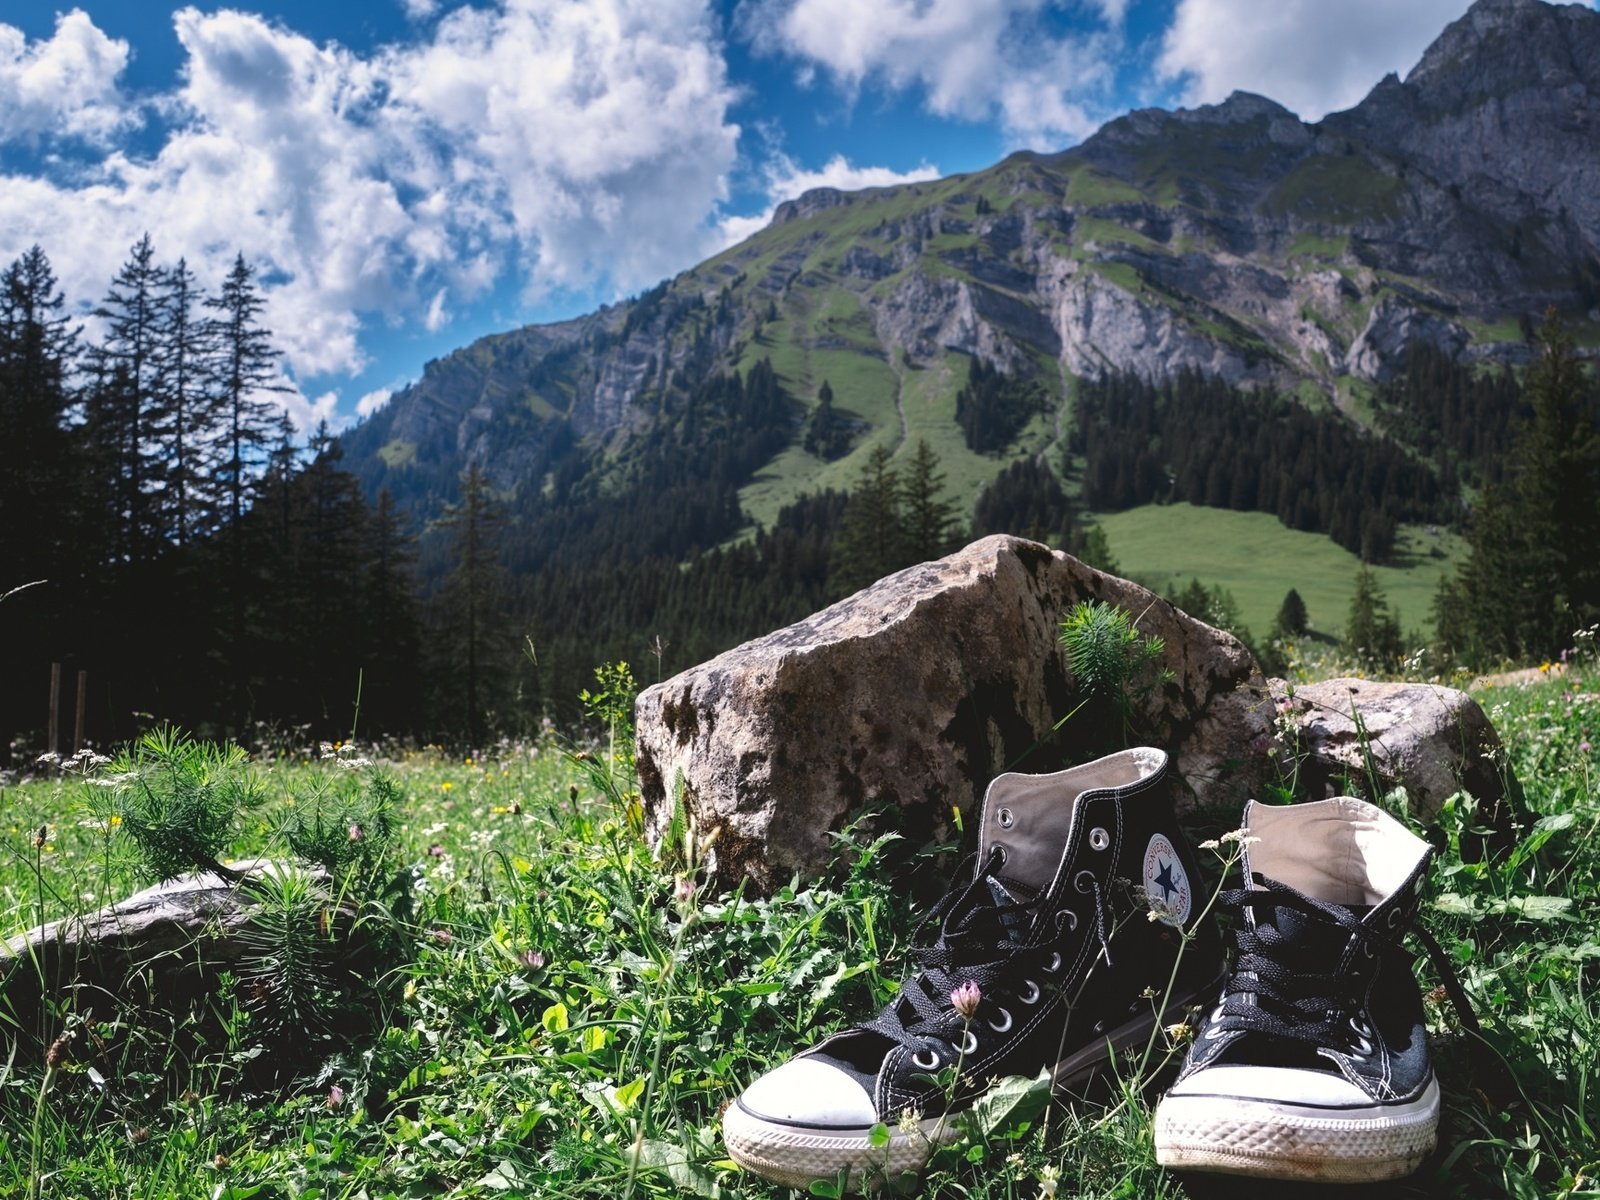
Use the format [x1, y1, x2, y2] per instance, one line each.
[339, 0, 1599, 624]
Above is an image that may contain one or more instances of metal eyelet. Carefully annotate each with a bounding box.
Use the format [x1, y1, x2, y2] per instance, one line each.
[988, 1007, 1014, 1033]
[959, 1029, 979, 1055]
[912, 1048, 941, 1070]
[1074, 870, 1096, 894]
[997, 807, 1015, 829]
[993, 844, 1008, 866]
[1043, 951, 1063, 974]
[1089, 827, 1110, 851]
[1017, 980, 1041, 1005]
[1385, 908, 1403, 929]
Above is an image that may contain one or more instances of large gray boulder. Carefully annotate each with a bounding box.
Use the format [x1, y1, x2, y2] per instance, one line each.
[635, 536, 1522, 891]
[634, 535, 1260, 891]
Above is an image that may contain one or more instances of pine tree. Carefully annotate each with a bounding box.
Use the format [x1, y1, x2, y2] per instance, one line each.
[0, 246, 79, 583]
[1075, 524, 1119, 574]
[1458, 310, 1600, 661]
[436, 463, 511, 744]
[829, 445, 906, 595]
[1274, 588, 1309, 637]
[207, 254, 284, 537]
[152, 257, 215, 547]
[1345, 565, 1403, 669]
[362, 488, 424, 733]
[95, 234, 166, 561]
[205, 253, 287, 723]
[901, 438, 958, 562]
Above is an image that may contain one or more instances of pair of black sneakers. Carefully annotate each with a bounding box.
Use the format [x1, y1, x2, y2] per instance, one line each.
[723, 748, 1447, 1188]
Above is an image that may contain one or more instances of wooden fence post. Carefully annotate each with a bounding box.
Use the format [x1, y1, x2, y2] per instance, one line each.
[48, 662, 61, 758]
[75, 669, 88, 753]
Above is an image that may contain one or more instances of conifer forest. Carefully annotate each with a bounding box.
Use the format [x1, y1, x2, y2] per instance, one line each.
[2, 237, 1598, 765]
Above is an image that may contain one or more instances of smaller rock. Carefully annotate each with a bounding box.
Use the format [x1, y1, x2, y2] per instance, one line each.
[1270, 677, 1521, 854]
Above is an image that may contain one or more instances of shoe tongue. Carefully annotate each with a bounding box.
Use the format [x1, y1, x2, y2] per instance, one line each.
[1249, 879, 1371, 965]
[985, 877, 1034, 944]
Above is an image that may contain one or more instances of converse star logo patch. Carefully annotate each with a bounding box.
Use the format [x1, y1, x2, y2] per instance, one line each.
[1144, 833, 1192, 925]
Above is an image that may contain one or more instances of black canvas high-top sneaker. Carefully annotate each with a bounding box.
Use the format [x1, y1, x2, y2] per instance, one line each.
[1154, 796, 1441, 1183]
[723, 748, 1224, 1190]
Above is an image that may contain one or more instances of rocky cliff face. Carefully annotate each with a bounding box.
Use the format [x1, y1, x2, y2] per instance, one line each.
[344, 0, 1600, 521]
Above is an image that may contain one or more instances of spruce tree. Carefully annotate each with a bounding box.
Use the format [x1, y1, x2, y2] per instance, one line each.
[829, 445, 906, 595]
[436, 462, 511, 744]
[1345, 565, 1403, 669]
[94, 234, 166, 561]
[901, 438, 958, 562]
[153, 257, 215, 547]
[1274, 588, 1309, 637]
[1458, 310, 1600, 662]
[1075, 524, 1118, 574]
[0, 246, 79, 582]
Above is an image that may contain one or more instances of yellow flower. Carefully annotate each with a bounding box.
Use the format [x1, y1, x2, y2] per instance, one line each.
[108, 814, 123, 828]
[441, 781, 453, 792]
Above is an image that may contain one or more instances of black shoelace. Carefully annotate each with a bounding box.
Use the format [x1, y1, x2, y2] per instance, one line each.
[1209, 875, 1512, 1101]
[1207, 878, 1390, 1053]
[863, 846, 1071, 1058]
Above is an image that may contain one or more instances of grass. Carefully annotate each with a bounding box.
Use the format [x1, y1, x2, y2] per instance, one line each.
[1092, 502, 1465, 641]
[2, 639, 1600, 1197]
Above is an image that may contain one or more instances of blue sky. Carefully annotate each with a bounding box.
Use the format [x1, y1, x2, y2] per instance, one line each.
[0, 0, 1559, 429]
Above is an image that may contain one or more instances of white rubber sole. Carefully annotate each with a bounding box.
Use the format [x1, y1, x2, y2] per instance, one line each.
[725, 976, 1220, 1190]
[722, 1105, 959, 1190]
[1153, 1076, 1440, 1182]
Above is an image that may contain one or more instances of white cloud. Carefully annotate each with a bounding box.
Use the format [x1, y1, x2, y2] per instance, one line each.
[356, 387, 394, 418]
[0, 0, 741, 412]
[1157, 0, 1474, 121]
[400, 0, 440, 18]
[739, 0, 1114, 148]
[284, 388, 341, 433]
[718, 153, 941, 248]
[0, 8, 135, 143]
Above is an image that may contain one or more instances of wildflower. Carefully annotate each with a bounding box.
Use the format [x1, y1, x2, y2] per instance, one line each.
[673, 875, 697, 905]
[427, 843, 444, 857]
[1198, 838, 1221, 850]
[213, 1154, 230, 1170]
[950, 980, 982, 1019]
[1582, 741, 1593, 754]
[430, 927, 453, 945]
[1038, 1163, 1060, 1198]
[129, 1126, 150, 1143]
[1164, 1021, 1193, 1044]
[348, 823, 364, 842]
[897, 1107, 924, 1134]
[441, 781, 453, 792]
[326, 1084, 344, 1110]
[520, 949, 546, 969]
[33, 823, 48, 850]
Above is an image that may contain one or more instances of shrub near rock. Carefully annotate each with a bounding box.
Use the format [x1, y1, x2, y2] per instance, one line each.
[0, 731, 412, 1078]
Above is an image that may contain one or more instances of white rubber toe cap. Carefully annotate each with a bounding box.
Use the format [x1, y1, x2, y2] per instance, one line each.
[1165, 1064, 1372, 1106]
[739, 1057, 877, 1128]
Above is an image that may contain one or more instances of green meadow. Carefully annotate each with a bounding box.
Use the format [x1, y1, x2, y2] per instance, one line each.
[1094, 503, 1466, 641]
[1, 655, 1595, 1198]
